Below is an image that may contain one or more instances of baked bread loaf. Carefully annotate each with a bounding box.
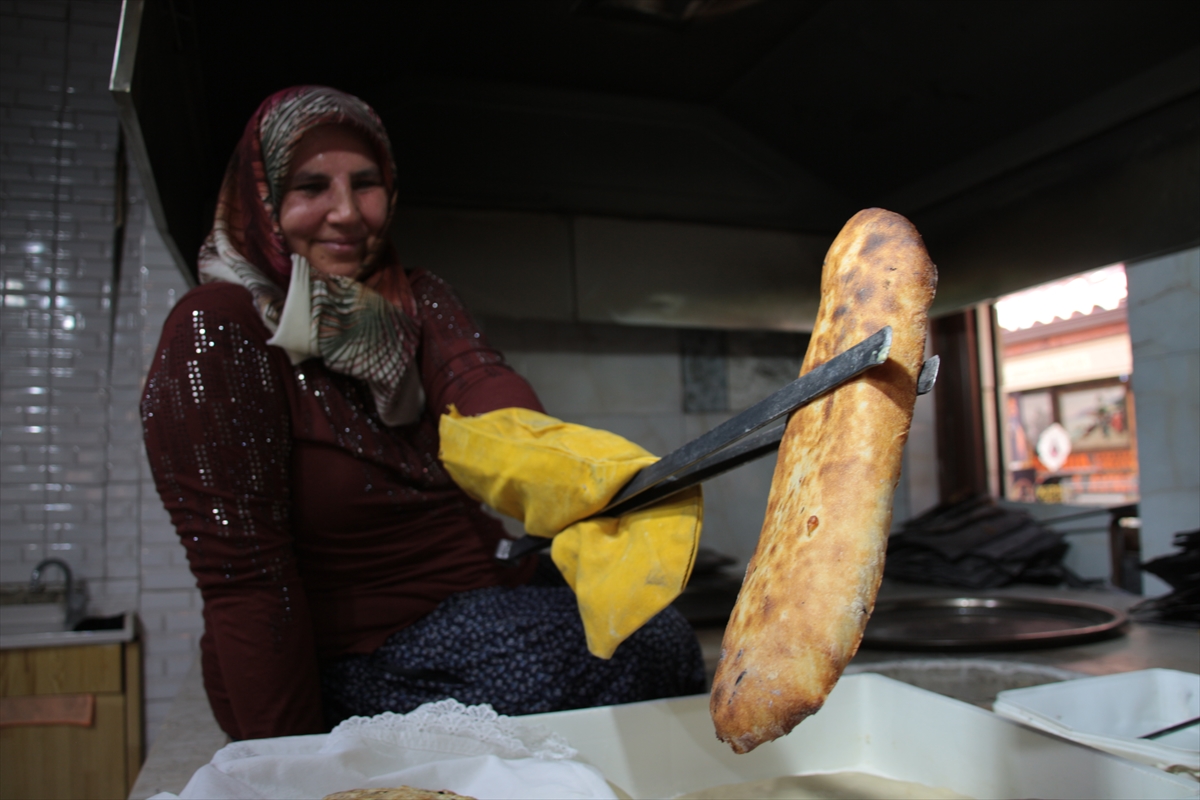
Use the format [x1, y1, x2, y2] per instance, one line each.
[709, 208, 937, 753]
[322, 788, 476, 800]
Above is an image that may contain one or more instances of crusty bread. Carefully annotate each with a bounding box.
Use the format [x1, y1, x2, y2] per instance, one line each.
[709, 209, 937, 753]
[322, 788, 476, 800]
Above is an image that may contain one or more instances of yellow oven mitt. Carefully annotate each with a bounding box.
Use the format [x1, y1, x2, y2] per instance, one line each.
[439, 406, 703, 659]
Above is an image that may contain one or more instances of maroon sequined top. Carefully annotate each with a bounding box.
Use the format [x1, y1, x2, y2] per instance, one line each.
[141, 268, 542, 740]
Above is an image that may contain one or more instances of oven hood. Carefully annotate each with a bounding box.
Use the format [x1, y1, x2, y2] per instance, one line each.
[111, 0, 1200, 329]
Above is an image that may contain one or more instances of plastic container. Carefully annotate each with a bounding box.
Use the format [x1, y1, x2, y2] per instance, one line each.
[994, 668, 1200, 775]
[520, 673, 1197, 799]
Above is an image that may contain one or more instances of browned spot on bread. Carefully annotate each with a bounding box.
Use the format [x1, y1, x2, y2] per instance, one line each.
[806, 515, 819, 535]
[763, 493, 781, 517]
[817, 457, 852, 484]
[859, 232, 888, 257]
[865, 360, 913, 409]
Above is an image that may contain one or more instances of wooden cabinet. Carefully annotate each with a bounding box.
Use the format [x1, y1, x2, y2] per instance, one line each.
[0, 640, 143, 800]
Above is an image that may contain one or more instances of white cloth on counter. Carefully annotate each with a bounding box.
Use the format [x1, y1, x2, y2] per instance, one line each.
[148, 699, 617, 800]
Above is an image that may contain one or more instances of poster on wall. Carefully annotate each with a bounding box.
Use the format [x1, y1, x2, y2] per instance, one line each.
[1058, 383, 1130, 450]
[1018, 391, 1055, 449]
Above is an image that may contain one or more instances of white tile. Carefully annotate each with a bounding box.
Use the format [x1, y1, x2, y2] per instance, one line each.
[1127, 248, 1198, 301]
[727, 354, 802, 411]
[1127, 249, 1200, 360]
[693, 453, 776, 568]
[139, 588, 199, 611]
[92, 577, 137, 600]
[1139, 489, 1200, 564]
[142, 630, 198, 660]
[681, 411, 734, 443]
[904, 393, 940, 519]
[512, 351, 681, 416]
[139, 543, 178, 567]
[1123, 247, 1200, 578]
[138, 608, 167, 633]
[105, 556, 138, 579]
[0, 561, 40, 582]
[141, 564, 196, 591]
[161, 653, 199, 680]
[88, 589, 137, 617]
[164, 609, 203, 633]
[567, 412, 686, 458]
[1060, 530, 1112, 581]
[140, 505, 176, 536]
[144, 671, 190, 702]
[1132, 356, 1199, 491]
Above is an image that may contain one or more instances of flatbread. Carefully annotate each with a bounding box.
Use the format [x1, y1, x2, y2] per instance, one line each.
[677, 771, 971, 799]
[322, 788, 475, 800]
[709, 209, 937, 753]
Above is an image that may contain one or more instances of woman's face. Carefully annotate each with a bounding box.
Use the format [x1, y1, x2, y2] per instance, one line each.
[278, 125, 388, 278]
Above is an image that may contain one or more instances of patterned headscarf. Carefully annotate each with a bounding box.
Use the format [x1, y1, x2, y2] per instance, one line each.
[198, 86, 423, 426]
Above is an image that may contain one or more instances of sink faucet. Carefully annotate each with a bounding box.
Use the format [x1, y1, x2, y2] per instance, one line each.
[30, 558, 86, 628]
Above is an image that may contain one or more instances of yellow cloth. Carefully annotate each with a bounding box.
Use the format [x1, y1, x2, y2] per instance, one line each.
[439, 407, 703, 658]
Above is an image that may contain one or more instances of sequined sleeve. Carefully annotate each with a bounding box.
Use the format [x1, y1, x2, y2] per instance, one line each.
[141, 283, 324, 739]
[411, 268, 545, 416]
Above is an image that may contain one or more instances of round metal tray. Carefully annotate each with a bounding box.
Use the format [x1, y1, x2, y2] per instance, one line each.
[861, 596, 1128, 651]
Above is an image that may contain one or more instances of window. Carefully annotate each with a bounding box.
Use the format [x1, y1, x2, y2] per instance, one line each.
[994, 265, 1137, 506]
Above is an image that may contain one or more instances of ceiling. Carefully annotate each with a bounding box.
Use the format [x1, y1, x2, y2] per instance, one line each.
[115, 0, 1200, 319]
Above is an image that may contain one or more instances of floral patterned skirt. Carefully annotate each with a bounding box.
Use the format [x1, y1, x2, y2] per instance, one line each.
[319, 585, 706, 727]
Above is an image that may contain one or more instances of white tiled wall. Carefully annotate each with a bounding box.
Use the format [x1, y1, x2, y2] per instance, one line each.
[1125, 247, 1200, 595]
[0, 0, 198, 747]
[134, 221, 198, 741]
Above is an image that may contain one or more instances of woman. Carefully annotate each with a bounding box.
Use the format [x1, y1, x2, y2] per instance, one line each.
[141, 86, 704, 741]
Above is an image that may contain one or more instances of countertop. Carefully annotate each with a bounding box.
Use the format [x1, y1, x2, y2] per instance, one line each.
[128, 584, 1199, 800]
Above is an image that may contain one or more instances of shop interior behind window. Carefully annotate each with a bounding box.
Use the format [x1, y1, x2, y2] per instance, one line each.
[996, 264, 1136, 509]
[928, 264, 1147, 595]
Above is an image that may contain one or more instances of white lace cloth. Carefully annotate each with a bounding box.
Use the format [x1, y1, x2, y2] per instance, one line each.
[148, 699, 616, 800]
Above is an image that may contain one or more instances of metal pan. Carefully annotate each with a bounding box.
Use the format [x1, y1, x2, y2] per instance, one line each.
[861, 596, 1128, 651]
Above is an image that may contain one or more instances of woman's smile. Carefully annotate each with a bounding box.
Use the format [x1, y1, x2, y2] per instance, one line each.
[316, 238, 364, 255]
[278, 124, 388, 278]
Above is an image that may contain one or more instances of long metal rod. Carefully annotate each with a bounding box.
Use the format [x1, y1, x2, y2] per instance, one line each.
[495, 327, 896, 562]
[611, 354, 940, 520]
[603, 326, 893, 512]
[500, 353, 940, 563]
[496, 346, 941, 563]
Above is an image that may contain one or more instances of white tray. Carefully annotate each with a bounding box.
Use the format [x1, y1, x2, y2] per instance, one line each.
[994, 668, 1200, 774]
[521, 673, 1198, 799]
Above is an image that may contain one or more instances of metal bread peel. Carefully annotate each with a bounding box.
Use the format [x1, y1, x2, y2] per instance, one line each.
[495, 326, 939, 563]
